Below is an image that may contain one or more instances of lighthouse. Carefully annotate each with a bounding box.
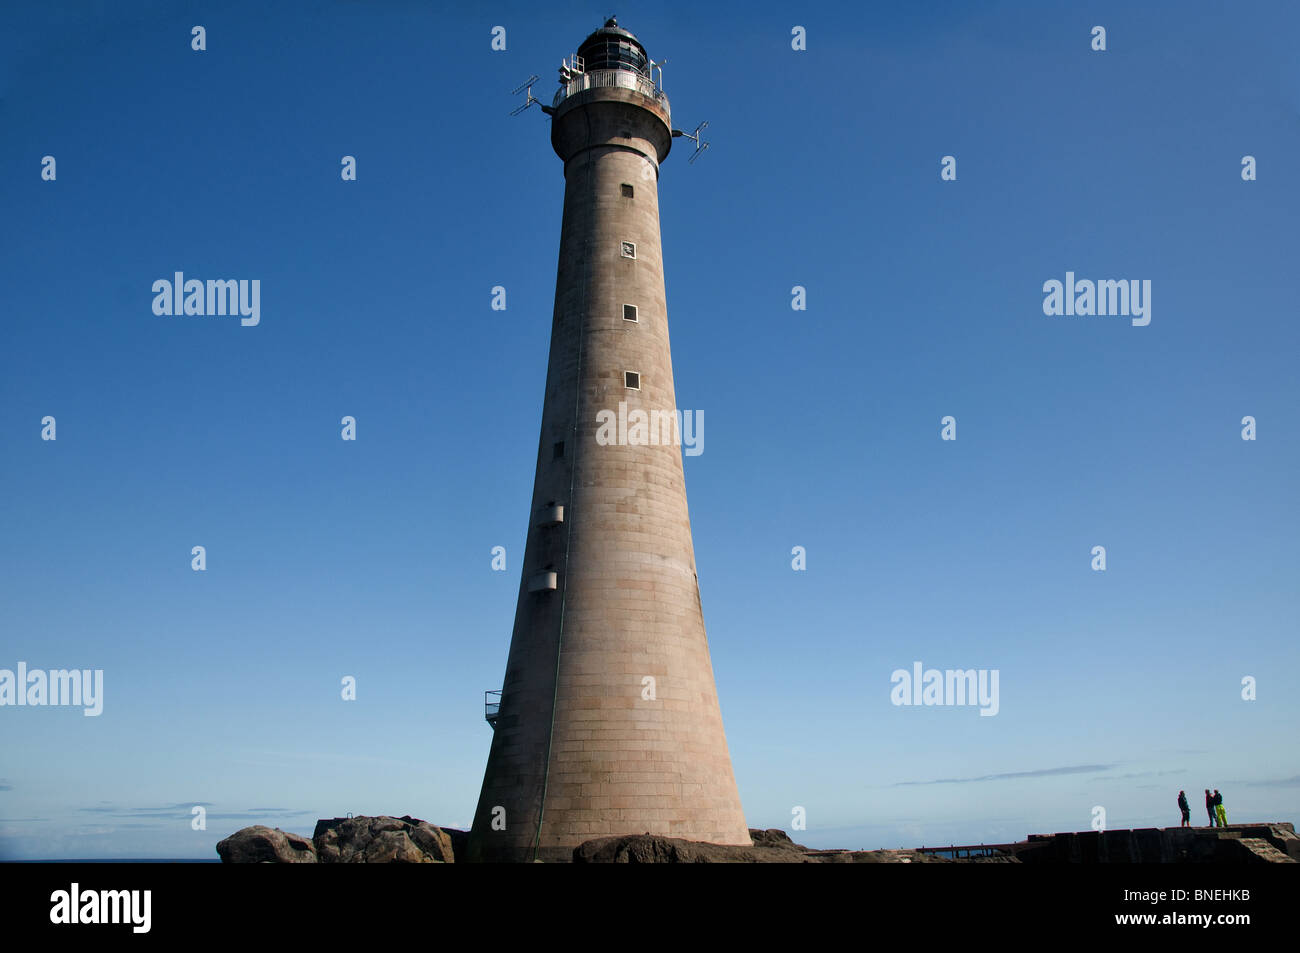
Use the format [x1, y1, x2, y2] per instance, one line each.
[467, 18, 750, 862]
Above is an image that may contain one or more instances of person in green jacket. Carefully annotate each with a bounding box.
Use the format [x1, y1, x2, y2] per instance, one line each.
[1213, 789, 1227, 828]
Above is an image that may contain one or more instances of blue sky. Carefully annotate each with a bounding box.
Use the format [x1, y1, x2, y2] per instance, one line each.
[1, 0, 1297, 859]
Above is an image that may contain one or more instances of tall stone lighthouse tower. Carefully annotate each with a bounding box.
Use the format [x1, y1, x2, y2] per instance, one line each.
[468, 19, 750, 862]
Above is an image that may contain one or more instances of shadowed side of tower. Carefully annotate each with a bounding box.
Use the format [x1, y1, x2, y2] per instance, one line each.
[468, 20, 749, 863]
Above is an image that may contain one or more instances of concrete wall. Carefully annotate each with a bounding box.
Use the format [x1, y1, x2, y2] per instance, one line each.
[1014, 823, 1300, 863]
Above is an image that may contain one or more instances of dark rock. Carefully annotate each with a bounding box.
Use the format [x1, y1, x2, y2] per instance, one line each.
[442, 828, 469, 861]
[574, 830, 1013, 863]
[748, 828, 802, 850]
[574, 833, 812, 863]
[312, 815, 454, 863]
[216, 825, 317, 863]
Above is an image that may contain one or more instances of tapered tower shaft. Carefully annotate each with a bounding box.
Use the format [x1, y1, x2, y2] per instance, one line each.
[468, 20, 749, 863]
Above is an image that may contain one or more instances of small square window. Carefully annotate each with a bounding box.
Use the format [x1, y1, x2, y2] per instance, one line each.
[621, 183, 634, 198]
[623, 304, 638, 322]
[621, 241, 636, 259]
[553, 441, 564, 460]
[624, 371, 640, 390]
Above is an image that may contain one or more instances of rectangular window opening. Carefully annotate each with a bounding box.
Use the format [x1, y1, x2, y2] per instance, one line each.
[624, 371, 641, 390]
[621, 241, 636, 259]
[623, 304, 638, 322]
[621, 183, 634, 198]
[553, 441, 565, 460]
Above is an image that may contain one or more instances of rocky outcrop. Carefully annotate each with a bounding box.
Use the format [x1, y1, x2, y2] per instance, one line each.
[443, 827, 469, 862]
[312, 815, 454, 863]
[574, 829, 804, 863]
[572, 828, 995, 863]
[216, 825, 318, 864]
[215, 817, 1298, 864]
[217, 815, 458, 863]
[807, 848, 1014, 863]
[748, 828, 799, 850]
[576, 835, 789, 863]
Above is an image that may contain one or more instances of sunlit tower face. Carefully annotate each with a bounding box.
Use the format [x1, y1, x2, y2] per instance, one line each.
[467, 19, 749, 863]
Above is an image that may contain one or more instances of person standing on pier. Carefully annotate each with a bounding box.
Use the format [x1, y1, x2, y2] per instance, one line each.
[1205, 789, 1217, 827]
[1214, 790, 1227, 828]
[1177, 790, 1190, 827]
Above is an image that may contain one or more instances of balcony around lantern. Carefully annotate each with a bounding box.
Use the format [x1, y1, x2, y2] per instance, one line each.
[552, 68, 670, 116]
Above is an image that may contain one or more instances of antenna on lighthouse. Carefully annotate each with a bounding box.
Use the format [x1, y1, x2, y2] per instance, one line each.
[649, 57, 667, 90]
[673, 121, 711, 164]
[509, 74, 542, 116]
